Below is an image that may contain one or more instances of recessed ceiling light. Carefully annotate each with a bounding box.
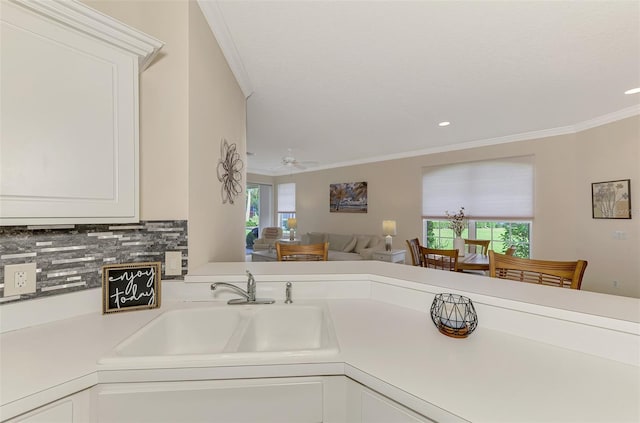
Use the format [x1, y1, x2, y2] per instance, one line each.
[438, 121, 451, 127]
[624, 87, 640, 95]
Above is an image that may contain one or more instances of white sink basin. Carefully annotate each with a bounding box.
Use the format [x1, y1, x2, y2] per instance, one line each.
[235, 305, 333, 353]
[112, 308, 245, 357]
[100, 303, 339, 365]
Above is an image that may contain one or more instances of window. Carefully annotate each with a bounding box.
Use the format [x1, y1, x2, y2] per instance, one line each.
[424, 220, 531, 257]
[422, 156, 533, 257]
[277, 183, 296, 236]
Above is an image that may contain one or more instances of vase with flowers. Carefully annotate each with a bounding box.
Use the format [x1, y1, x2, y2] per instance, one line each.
[446, 207, 466, 257]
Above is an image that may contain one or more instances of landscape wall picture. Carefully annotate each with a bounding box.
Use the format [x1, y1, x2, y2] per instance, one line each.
[330, 182, 368, 213]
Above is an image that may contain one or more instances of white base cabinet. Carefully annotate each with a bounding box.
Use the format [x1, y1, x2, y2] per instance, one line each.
[95, 377, 326, 423]
[92, 376, 433, 423]
[5, 389, 92, 423]
[6, 376, 435, 423]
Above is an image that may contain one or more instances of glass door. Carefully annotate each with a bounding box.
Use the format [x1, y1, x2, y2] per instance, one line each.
[245, 183, 273, 252]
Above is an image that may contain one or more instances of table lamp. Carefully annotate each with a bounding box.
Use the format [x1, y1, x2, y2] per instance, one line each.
[287, 218, 297, 241]
[382, 220, 397, 251]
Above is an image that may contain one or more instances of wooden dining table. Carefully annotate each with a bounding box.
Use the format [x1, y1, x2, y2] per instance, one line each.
[457, 253, 490, 272]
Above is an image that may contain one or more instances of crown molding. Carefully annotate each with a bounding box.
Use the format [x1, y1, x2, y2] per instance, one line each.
[254, 107, 640, 176]
[197, 0, 254, 98]
[573, 104, 640, 132]
[10, 0, 164, 70]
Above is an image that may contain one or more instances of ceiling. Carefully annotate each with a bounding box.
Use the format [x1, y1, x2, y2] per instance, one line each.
[201, 1, 640, 175]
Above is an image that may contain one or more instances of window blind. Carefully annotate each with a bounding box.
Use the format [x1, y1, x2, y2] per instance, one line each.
[422, 156, 534, 219]
[277, 183, 296, 213]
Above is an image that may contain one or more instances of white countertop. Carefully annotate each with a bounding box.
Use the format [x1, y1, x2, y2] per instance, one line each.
[188, 261, 640, 323]
[1, 262, 639, 422]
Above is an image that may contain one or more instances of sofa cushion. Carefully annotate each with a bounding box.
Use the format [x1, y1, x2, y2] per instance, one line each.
[343, 237, 357, 252]
[327, 233, 356, 252]
[367, 236, 384, 250]
[306, 232, 327, 244]
[354, 236, 370, 253]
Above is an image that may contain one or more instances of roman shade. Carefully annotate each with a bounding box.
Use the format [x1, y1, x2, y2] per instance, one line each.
[277, 183, 296, 213]
[422, 156, 534, 219]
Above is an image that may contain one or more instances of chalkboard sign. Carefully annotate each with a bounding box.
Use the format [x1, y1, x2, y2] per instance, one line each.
[102, 262, 161, 314]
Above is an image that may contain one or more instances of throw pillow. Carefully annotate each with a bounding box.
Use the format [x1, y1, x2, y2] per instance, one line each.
[327, 234, 355, 251]
[343, 237, 357, 252]
[354, 236, 370, 253]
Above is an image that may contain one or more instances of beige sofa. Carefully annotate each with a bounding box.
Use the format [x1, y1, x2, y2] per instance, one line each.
[301, 232, 385, 260]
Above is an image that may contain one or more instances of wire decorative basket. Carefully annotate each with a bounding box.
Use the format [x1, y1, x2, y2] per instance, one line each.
[430, 293, 478, 338]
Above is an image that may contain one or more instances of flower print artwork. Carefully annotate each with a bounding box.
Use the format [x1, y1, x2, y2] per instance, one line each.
[592, 179, 631, 219]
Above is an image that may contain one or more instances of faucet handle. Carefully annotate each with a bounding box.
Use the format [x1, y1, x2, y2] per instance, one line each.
[285, 282, 293, 304]
[245, 271, 256, 300]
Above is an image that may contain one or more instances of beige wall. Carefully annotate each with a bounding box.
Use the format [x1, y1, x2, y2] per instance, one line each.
[277, 116, 640, 297]
[83, 0, 189, 221]
[86, 0, 247, 269]
[574, 117, 640, 297]
[248, 173, 275, 186]
[187, 0, 247, 268]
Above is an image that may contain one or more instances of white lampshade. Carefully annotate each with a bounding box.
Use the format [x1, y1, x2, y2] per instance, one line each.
[382, 220, 397, 236]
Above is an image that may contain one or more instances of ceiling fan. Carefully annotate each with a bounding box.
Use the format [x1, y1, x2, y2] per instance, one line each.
[279, 149, 317, 170]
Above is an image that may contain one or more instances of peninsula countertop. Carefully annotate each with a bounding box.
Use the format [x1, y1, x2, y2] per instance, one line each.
[1, 262, 639, 422]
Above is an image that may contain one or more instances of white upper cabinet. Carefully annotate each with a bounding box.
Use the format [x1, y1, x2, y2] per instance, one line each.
[0, 0, 163, 225]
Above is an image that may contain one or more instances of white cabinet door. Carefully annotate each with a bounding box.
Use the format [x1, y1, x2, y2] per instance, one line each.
[6, 389, 92, 423]
[0, 0, 161, 225]
[345, 379, 435, 423]
[361, 392, 432, 423]
[95, 378, 323, 423]
[7, 401, 73, 423]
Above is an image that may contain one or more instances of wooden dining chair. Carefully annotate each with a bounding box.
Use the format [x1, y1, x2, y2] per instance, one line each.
[464, 239, 490, 255]
[504, 245, 516, 256]
[419, 246, 459, 272]
[406, 238, 423, 266]
[489, 250, 587, 290]
[276, 242, 329, 261]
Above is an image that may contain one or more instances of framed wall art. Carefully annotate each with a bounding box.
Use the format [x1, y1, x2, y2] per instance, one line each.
[592, 179, 631, 219]
[330, 181, 368, 213]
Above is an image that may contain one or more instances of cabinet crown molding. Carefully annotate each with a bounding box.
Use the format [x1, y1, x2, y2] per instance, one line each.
[10, 0, 164, 70]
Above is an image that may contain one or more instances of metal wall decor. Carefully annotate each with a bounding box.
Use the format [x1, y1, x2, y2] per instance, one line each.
[216, 139, 244, 204]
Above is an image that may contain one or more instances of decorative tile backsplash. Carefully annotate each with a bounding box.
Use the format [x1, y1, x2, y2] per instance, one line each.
[0, 221, 187, 304]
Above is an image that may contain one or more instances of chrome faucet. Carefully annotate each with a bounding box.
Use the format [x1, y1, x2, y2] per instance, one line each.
[210, 270, 275, 305]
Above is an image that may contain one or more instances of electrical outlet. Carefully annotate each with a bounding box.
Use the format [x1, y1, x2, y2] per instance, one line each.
[15, 271, 28, 288]
[3, 263, 37, 296]
[165, 251, 182, 276]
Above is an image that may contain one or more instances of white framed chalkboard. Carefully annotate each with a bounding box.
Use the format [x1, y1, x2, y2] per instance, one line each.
[102, 262, 161, 314]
